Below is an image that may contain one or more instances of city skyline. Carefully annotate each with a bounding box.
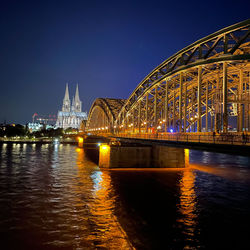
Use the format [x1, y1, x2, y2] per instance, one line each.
[0, 0, 249, 124]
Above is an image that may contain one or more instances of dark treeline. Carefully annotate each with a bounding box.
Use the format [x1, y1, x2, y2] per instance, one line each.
[0, 124, 64, 138]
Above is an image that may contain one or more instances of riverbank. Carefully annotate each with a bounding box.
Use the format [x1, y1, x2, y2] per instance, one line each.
[0, 139, 77, 145]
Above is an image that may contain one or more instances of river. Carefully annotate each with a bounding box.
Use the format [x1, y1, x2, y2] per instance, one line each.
[0, 142, 250, 249]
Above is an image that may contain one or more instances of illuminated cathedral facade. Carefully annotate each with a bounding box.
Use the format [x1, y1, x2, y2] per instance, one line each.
[56, 84, 87, 129]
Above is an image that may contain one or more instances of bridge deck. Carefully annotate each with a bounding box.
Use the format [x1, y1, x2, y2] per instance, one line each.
[105, 132, 250, 147]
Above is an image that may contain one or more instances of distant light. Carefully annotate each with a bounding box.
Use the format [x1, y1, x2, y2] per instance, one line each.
[170, 129, 174, 133]
[97, 143, 101, 146]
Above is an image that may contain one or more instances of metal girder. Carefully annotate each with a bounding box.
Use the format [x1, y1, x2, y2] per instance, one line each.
[86, 20, 250, 135]
[117, 20, 250, 118]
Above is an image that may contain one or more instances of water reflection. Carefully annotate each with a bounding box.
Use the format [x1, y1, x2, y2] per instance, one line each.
[75, 148, 133, 249]
[90, 171, 103, 193]
[178, 169, 197, 246]
[1, 143, 250, 249]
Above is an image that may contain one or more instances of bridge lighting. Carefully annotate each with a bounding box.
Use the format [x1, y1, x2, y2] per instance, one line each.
[160, 121, 162, 124]
[78, 137, 83, 143]
[163, 119, 166, 122]
[100, 144, 110, 153]
[105, 126, 108, 129]
[190, 117, 194, 121]
[144, 122, 147, 124]
[157, 126, 161, 129]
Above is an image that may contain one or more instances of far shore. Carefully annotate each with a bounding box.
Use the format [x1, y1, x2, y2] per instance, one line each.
[0, 139, 77, 145]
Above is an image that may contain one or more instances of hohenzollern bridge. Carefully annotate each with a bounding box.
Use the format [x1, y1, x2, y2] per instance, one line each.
[85, 20, 250, 145]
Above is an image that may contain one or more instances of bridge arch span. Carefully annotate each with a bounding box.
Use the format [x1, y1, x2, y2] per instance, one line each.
[115, 20, 250, 133]
[86, 98, 126, 133]
[87, 20, 250, 135]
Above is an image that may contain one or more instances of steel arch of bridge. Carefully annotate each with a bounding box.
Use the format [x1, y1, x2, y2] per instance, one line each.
[86, 20, 250, 136]
[87, 98, 126, 133]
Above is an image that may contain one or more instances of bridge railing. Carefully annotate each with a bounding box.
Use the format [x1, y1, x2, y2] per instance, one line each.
[114, 132, 250, 146]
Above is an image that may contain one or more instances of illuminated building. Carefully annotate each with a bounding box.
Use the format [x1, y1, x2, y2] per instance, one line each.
[56, 83, 87, 129]
[27, 122, 43, 132]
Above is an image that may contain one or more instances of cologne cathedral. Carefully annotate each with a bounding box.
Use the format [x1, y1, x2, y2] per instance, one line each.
[56, 84, 87, 129]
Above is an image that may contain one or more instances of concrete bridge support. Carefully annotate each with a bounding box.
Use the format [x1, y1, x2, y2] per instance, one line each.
[99, 145, 185, 169]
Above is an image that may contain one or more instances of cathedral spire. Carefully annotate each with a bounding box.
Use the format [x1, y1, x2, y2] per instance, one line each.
[74, 83, 82, 112]
[64, 83, 70, 101]
[62, 83, 71, 112]
[75, 83, 80, 102]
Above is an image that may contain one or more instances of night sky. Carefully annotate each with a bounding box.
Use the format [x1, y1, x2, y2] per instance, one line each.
[0, 0, 249, 124]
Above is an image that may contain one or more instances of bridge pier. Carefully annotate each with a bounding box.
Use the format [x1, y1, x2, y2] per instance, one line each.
[99, 144, 185, 169]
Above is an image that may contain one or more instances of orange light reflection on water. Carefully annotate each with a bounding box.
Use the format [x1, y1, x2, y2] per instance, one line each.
[75, 148, 133, 249]
[178, 169, 197, 236]
[178, 148, 197, 246]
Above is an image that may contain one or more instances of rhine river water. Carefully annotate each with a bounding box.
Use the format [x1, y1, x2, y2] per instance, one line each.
[0, 142, 250, 249]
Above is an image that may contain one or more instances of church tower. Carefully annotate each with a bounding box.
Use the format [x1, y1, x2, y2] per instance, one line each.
[56, 82, 87, 129]
[74, 84, 82, 112]
[62, 83, 71, 112]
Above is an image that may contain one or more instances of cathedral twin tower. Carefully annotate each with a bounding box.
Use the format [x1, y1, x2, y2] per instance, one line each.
[56, 83, 87, 129]
[62, 83, 81, 113]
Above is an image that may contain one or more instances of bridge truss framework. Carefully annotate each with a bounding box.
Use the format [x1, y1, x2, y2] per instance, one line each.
[86, 20, 250, 138]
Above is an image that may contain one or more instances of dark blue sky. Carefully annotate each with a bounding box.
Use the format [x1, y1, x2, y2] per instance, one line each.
[0, 0, 249, 124]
